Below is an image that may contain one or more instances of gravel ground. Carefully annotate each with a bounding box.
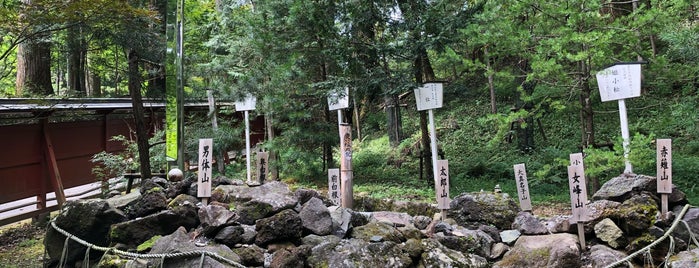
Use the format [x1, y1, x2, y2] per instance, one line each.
[0, 220, 47, 268]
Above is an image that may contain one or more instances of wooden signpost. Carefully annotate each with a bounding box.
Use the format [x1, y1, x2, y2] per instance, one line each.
[328, 88, 352, 208]
[513, 164, 532, 212]
[328, 168, 341, 206]
[256, 151, 269, 185]
[657, 139, 672, 216]
[339, 124, 353, 208]
[198, 138, 213, 205]
[436, 160, 450, 220]
[568, 153, 588, 250]
[415, 83, 446, 217]
[596, 62, 643, 174]
[235, 95, 257, 185]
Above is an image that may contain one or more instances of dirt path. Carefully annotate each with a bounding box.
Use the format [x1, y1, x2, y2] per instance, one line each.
[0, 220, 46, 268]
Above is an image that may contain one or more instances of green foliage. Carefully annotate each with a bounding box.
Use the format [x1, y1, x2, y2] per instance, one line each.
[91, 131, 167, 188]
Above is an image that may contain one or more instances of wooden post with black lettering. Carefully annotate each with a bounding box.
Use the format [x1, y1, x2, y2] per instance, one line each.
[340, 124, 353, 208]
[657, 139, 672, 217]
[198, 139, 213, 206]
[513, 164, 532, 212]
[568, 153, 588, 250]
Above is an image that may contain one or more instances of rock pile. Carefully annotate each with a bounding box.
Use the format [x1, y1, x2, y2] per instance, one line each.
[44, 174, 698, 267]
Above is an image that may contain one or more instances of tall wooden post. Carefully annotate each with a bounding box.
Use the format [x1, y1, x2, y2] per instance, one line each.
[340, 124, 353, 208]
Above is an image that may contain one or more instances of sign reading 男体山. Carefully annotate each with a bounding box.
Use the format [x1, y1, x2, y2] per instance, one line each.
[198, 139, 213, 198]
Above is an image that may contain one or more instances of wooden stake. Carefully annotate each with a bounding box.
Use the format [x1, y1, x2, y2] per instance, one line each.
[661, 194, 669, 216]
[577, 224, 586, 250]
[41, 119, 66, 207]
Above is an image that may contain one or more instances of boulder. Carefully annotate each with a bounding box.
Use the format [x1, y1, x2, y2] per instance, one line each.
[44, 200, 126, 267]
[351, 221, 405, 243]
[544, 215, 571, 234]
[132, 226, 242, 268]
[666, 248, 699, 268]
[329, 206, 353, 238]
[268, 245, 311, 268]
[298, 197, 333, 235]
[617, 193, 658, 234]
[125, 188, 168, 219]
[240, 224, 257, 245]
[499, 230, 521, 245]
[592, 174, 655, 202]
[110, 209, 198, 248]
[435, 226, 494, 258]
[236, 200, 274, 225]
[413, 215, 432, 230]
[512, 211, 548, 235]
[449, 192, 519, 230]
[231, 244, 265, 267]
[493, 233, 581, 268]
[372, 211, 414, 227]
[588, 244, 629, 268]
[307, 238, 413, 267]
[217, 181, 298, 214]
[490, 242, 509, 260]
[198, 204, 238, 236]
[594, 218, 626, 249]
[255, 209, 303, 246]
[214, 225, 245, 247]
[420, 239, 489, 268]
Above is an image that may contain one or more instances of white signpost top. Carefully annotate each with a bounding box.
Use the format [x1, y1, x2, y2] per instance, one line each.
[328, 87, 350, 111]
[415, 83, 443, 111]
[596, 63, 642, 102]
[235, 95, 257, 111]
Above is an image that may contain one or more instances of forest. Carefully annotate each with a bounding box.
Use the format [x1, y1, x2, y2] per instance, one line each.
[2, 0, 699, 204]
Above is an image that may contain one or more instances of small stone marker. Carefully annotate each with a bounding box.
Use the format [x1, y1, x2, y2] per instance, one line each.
[328, 168, 341, 206]
[567, 162, 588, 250]
[657, 139, 672, 215]
[198, 138, 213, 205]
[513, 163, 532, 212]
[256, 151, 269, 185]
[339, 124, 353, 208]
[435, 160, 450, 220]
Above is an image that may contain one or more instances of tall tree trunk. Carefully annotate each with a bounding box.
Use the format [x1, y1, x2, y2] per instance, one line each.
[415, 47, 436, 183]
[579, 60, 594, 150]
[128, 49, 152, 180]
[485, 46, 497, 114]
[385, 94, 402, 147]
[16, 36, 53, 95]
[67, 23, 87, 96]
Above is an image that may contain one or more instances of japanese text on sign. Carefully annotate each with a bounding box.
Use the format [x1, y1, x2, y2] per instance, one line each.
[513, 164, 532, 211]
[256, 152, 269, 184]
[414, 83, 443, 111]
[198, 139, 213, 198]
[657, 139, 672, 194]
[596, 64, 641, 102]
[328, 169, 340, 206]
[435, 160, 450, 209]
[567, 164, 588, 223]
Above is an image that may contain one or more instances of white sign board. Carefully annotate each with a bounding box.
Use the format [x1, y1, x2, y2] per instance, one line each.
[328, 169, 341, 205]
[657, 139, 672, 194]
[414, 83, 443, 111]
[596, 64, 641, 102]
[235, 95, 257, 111]
[328, 87, 350, 111]
[197, 138, 213, 198]
[513, 164, 532, 211]
[256, 151, 269, 184]
[567, 164, 588, 223]
[435, 160, 450, 209]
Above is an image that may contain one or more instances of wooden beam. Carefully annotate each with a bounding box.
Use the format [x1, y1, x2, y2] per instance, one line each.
[41, 119, 66, 207]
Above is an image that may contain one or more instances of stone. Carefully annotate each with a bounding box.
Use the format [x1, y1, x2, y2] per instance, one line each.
[666, 248, 699, 268]
[307, 238, 413, 268]
[240, 224, 257, 245]
[544, 215, 571, 233]
[592, 174, 655, 202]
[198, 204, 238, 236]
[165, 178, 193, 199]
[493, 233, 581, 268]
[232, 244, 265, 267]
[420, 239, 489, 268]
[214, 225, 245, 247]
[372, 211, 414, 227]
[302, 234, 341, 248]
[217, 181, 298, 214]
[255, 209, 303, 246]
[329, 206, 353, 238]
[449, 192, 519, 229]
[413, 215, 432, 230]
[44, 200, 126, 267]
[489, 243, 509, 260]
[588, 244, 629, 268]
[237, 200, 274, 225]
[351, 221, 405, 244]
[294, 188, 322, 205]
[512, 211, 548, 235]
[135, 226, 241, 268]
[435, 226, 494, 258]
[125, 188, 168, 219]
[499, 230, 521, 245]
[110, 209, 198, 248]
[594, 218, 626, 249]
[268, 245, 311, 268]
[298, 197, 333, 235]
[617, 193, 658, 234]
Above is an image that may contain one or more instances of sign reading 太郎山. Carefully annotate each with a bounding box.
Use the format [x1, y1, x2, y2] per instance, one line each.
[435, 160, 450, 209]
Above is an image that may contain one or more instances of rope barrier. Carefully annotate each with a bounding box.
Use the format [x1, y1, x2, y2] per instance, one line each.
[604, 204, 693, 268]
[49, 221, 246, 268]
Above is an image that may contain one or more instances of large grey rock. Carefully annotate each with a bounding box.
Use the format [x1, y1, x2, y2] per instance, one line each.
[255, 209, 303, 246]
[236, 200, 274, 225]
[351, 221, 405, 243]
[544, 215, 571, 233]
[110, 209, 198, 248]
[449, 192, 519, 229]
[299, 197, 332, 235]
[667, 248, 699, 268]
[217, 181, 298, 214]
[420, 239, 489, 268]
[413, 215, 432, 230]
[130, 226, 242, 268]
[435, 226, 494, 258]
[125, 188, 168, 219]
[329, 206, 353, 238]
[231, 244, 265, 267]
[372, 211, 414, 227]
[214, 225, 245, 247]
[589, 244, 629, 268]
[307, 238, 413, 268]
[592, 174, 655, 202]
[268, 245, 311, 268]
[198, 204, 238, 236]
[493, 233, 581, 268]
[617, 193, 658, 234]
[594, 218, 626, 249]
[512, 211, 548, 235]
[44, 200, 126, 267]
[499, 230, 521, 245]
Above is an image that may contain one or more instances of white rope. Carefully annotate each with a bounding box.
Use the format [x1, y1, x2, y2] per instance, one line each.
[604, 204, 692, 268]
[49, 221, 246, 268]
